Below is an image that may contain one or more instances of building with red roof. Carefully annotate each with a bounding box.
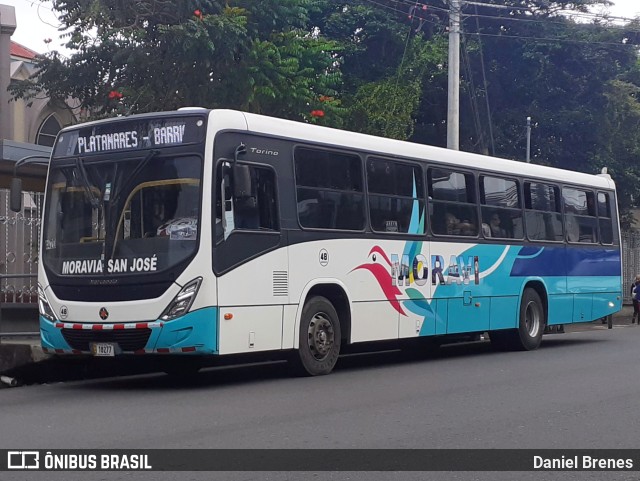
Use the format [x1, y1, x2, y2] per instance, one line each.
[0, 4, 77, 310]
[10, 41, 37, 60]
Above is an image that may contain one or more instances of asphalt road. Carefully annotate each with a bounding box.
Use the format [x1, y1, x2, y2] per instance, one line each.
[2, 324, 640, 481]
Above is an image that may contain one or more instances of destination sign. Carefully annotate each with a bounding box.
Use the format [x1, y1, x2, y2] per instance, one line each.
[53, 115, 207, 157]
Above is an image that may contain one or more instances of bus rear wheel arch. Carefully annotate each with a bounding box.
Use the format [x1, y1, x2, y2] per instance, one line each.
[490, 287, 546, 351]
[290, 296, 342, 376]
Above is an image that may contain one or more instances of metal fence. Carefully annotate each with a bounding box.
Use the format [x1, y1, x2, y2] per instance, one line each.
[0, 188, 42, 305]
[622, 230, 640, 303]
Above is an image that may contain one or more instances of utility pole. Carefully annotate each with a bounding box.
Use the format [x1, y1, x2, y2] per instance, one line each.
[526, 116, 531, 162]
[447, 0, 461, 150]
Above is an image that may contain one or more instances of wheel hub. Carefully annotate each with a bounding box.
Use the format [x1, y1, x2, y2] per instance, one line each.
[525, 301, 541, 337]
[308, 313, 334, 361]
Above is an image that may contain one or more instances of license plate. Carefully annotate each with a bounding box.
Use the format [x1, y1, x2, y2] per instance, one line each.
[91, 343, 116, 357]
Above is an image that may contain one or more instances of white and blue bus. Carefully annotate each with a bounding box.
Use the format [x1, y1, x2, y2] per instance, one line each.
[24, 109, 622, 375]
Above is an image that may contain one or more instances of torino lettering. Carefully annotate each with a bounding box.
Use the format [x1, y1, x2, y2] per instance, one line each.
[391, 254, 480, 286]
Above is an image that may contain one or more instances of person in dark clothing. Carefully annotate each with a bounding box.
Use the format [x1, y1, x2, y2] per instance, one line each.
[632, 275, 640, 324]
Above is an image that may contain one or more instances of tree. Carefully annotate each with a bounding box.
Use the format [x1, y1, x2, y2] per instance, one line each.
[11, 0, 343, 124]
[311, 1, 449, 140]
[597, 78, 640, 225]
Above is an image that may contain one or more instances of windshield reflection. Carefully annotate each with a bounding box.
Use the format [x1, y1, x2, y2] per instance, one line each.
[43, 154, 202, 277]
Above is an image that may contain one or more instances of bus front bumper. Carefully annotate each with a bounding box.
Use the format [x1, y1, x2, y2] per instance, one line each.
[39, 307, 218, 355]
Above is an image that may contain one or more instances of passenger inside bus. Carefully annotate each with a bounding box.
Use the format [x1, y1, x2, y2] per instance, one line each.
[482, 211, 506, 238]
[445, 211, 475, 236]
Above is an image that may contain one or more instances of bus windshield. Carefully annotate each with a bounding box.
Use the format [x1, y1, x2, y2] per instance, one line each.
[42, 153, 202, 277]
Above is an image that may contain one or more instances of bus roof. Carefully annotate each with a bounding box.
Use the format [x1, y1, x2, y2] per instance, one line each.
[225, 110, 613, 191]
[60, 109, 614, 190]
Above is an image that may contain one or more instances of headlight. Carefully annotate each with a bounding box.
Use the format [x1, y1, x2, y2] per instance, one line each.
[160, 277, 202, 321]
[38, 284, 58, 322]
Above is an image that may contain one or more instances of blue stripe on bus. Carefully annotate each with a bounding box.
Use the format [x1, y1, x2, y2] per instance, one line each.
[510, 246, 621, 277]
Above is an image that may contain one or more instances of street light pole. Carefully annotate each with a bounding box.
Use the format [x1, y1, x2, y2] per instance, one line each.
[526, 116, 531, 162]
[447, 0, 461, 151]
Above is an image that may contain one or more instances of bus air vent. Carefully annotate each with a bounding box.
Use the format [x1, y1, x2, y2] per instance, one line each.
[273, 271, 288, 297]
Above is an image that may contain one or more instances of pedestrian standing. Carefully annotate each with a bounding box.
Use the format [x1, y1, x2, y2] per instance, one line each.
[632, 275, 640, 324]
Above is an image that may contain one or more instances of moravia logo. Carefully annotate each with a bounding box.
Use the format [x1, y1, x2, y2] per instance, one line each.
[352, 245, 480, 316]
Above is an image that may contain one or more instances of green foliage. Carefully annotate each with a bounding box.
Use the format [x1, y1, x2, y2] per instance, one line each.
[11, 0, 342, 124]
[11, 0, 640, 217]
[348, 37, 447, 140]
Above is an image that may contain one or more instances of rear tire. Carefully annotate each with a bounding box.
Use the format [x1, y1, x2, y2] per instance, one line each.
[490, 288, 545, 351]
[290, 296, 341, 376]
[517, 288, 545, 350]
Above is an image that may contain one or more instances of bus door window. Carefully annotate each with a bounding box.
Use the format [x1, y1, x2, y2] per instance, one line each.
[233, 164, 278, 231]
[233, 165, 260, 229]
[216, 160, 279, 240]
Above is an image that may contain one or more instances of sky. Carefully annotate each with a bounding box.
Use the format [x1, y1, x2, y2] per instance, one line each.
[4, 0, 640, 55]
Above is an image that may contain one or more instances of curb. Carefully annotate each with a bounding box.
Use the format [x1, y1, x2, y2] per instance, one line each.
[0, 341, 50, 385]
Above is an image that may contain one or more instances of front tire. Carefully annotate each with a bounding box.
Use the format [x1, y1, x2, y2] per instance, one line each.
[291, 296, 341, 376]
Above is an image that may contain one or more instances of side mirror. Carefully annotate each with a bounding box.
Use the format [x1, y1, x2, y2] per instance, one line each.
[233, 164, 252, 198]
[9, 177, 23, 212]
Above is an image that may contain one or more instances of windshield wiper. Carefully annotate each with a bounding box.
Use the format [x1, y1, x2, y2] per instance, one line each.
[105, 149, 160, 261]
[75, 157, 100, 208]
[110, 149, 160, 206]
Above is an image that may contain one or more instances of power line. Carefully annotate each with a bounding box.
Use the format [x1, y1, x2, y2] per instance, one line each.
[386, 0, 419, 135]
[472, 4, 494, 156]
[461, 12, 640, 37]
[461, 35, 487, 152]
[465, 30, 638, 48]
[362, 0, 640, 46]
[389, 0, 640, 28]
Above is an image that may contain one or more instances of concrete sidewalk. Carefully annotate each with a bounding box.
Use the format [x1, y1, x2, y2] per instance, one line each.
[0, 305, 637, 387]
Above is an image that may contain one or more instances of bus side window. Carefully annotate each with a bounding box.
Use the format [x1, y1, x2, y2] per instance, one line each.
[525, 182, 563, 242]
[598, 192, 614, 245]
[366, 158, 424, 235]
[294, 147, 365, 231]
[563, 187, 597, 244]
[479, 175, 522, 240]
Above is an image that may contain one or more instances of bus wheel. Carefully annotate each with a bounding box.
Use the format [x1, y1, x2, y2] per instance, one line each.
[490, 288, 545, 351]
[517, 288, 545, 350]
[291, 296, 341, 376]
